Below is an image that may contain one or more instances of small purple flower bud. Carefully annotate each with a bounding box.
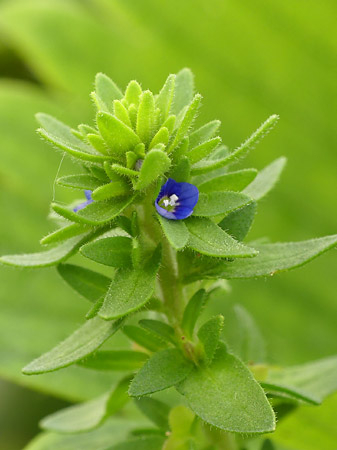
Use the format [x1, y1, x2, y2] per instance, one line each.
[73, 190, 93, 212]
[155, 178, 199, 220]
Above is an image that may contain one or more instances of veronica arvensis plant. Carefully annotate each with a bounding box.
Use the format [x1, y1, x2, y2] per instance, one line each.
[1, 69, 337, 449]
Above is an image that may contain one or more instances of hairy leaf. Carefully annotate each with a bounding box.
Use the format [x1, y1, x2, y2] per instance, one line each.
[37, 113, 108, 162]
[79, 351, 148, 371]
[171, 68, 194, 115]
[193, 191, 252, 217]
[57, 264, 111, 303]
[186, 217, 258, 258]
[177, 344, 275, 433]
[0, 235, 88, 268]
[80, 236, 132, 268]
[99, 247, 161, 319]
[157, 215, 189, 250]
[137, 90, 155, 145]
[40, 376, 130, 433]
[57, 174, 103, 190]
[198, 315, 224, 365]
[139, 319, 176, 344]
[219, 202, 256, 241]
[22, 317, 123, 375]
[188, 120, 221, 149]
[52, 195, 135, 225]
[243, 157, 287, 201]
[212, 235, 337, 278]
[94, 73, 123, 113]
[134, 148, 171, 190]
[135, 397, 170, 430]
[123, 325, 165, 352]
[156, 74, 175, 121]
[263, 355, 337, 405]
[129, 348, 193, 396]
[40, 223, 91, 246]
[182, 289, 208, 339]
[197, 169, 258, 194]
[97, 112, 140, 156]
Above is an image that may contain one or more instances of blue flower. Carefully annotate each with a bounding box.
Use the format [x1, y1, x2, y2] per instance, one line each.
[73, 190, 93, 212]
[155, 178, 199, 220]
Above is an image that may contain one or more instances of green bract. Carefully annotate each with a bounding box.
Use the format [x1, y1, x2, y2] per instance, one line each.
[1, 69, 337, 449]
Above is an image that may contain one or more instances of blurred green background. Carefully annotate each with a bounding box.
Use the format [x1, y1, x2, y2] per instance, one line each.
[0, 0, 336, 448]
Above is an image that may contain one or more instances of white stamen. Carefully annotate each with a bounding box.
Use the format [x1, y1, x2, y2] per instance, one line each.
[162, 194, 179, 208]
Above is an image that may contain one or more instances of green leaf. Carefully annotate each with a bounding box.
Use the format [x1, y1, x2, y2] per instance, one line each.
[78, 351, 148, 371]
[40, 376, 130, 433]
[185, 217, 258, 258]
[139, 319, 176, 344]
[197, 169, 258, 194]
[0, 235, 87, 268]
[52, 195, 135, 225]
[168, 94, 202, 153]
[149, 126, 170, 149]
[193, 191, 253, 217]
[263, 355, 337, 405]
[109, 436, 166, 450]
[129, 348, 193, 397]
[40, 223, 91, 246]
[135, 397, 170, 430]
[134, 148, 171, 190]
[188, 120, 221, 149]
[37, 113, 109, 162]
[224, 115, 279, 165]
[57, 264, 111, 303]
[94, 73, 123, 113]
[97, 112, 140, 157]
[91, 181, 130, 201]
[182, 289, 208, 339]
[123, 325, 165, 352]
[212, 235, 337, 279]
[80, 236, 132, 268]
[113, 100, 132, 128]
[190, 155, 232, 176]
[187, 137, 221, 164]
[124, 80, 142, 107]
[218, 202, 256, 241]
[25, 419, 142, 450]
[86, 133, 110, 155]
[157, 215, 189, 250]
[22, 317, 123, 375]
[156, 74, 175, 121]
[243, 157, 287, 201]
[57, 174, 103, 190]
[231, 304, 266, 363]
[169, 156, 191, 182]
[137, 90, 155, 144]
[99, 246, 161, 319]
[172, 68, 194, 115]
[177, 344, 275, 434]
[197, 315, 224, 365]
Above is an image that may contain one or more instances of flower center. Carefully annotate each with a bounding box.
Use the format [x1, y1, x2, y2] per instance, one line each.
[159, 194, 179, 212]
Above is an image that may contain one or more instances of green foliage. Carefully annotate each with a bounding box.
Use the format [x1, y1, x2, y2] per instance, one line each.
[185, 217, 258, 257]
[79, 351, 148, 371]
[197, 315, 224, 365]
[182, 289, 208, 339]
[57, 264, 111, 303]
[22, 318, 123, 375]
[0, 64, 336, 449]
[80, 236, 133, 268]
[129, 348, 193, 397]
[177, 344, 276, 434]
[40, 377, 130, 433]
[98, 246, 161, 320]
